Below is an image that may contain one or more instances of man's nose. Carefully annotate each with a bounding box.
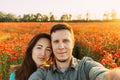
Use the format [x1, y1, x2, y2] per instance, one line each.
[58, 42, 64, 49]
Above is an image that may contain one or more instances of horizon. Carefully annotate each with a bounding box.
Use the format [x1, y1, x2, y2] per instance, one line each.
[0, 0, 120, 19]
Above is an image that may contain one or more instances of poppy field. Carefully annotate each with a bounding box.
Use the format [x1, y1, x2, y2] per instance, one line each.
[0, 22, 120, 80]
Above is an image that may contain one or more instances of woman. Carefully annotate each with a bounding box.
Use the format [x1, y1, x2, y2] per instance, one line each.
[9, 33, 54, 80]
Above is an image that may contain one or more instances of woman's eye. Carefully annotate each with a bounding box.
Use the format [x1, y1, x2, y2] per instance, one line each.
[46, 48, 52, 52]
[47, 49, 51, 51]
[37, 47, 41, 49]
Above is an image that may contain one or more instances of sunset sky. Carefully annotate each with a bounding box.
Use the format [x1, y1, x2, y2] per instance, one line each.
[0, 0, 120, 19]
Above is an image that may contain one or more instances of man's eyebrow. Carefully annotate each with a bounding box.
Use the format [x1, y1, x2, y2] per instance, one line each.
[53, 40, 59, 42]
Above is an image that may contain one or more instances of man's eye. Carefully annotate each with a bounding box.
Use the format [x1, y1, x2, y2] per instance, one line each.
[63, 39, 69, 43]
[53, 40, 59, 43]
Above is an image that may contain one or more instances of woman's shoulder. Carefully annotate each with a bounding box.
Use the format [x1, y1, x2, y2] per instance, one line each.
[9, 71, 15, 80]
[10, 64, 21, 73]
[9, 64, 21, 80]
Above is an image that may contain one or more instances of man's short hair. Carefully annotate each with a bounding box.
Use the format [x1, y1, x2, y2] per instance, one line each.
[50, 23, 74, 40]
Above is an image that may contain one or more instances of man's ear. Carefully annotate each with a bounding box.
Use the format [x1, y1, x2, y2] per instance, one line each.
[73, 38, 75, 47]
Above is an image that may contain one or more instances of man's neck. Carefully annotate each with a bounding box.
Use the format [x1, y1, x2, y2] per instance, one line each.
[56, 57, 72, 69]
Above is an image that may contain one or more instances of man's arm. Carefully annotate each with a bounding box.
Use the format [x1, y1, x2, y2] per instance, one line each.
[96, 68, 120, 80]
[83, 57, 108, 80]
[89, 66, 108, 80]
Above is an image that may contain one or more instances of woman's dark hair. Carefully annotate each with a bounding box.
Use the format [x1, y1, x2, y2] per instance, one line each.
[15, 33, 54, 80]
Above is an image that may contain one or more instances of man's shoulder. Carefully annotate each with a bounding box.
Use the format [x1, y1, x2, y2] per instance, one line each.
[74, 56, 93, 64]
[81, 56, 93, 61]
[71, 56, 94, 69]
[76, 56, 106, 72]
[80, 56, 104, 67]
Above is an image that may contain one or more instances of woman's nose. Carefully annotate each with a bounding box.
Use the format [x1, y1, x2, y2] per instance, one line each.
[40, 50, 45, 56]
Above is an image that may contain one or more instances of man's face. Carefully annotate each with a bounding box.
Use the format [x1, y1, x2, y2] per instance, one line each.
[51, 30, 74, 62]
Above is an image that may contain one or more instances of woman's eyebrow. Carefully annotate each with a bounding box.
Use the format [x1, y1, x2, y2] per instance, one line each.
[36, 44, 42, 47]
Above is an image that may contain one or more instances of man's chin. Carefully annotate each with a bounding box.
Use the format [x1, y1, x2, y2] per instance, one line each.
[56, 58, 69, 63]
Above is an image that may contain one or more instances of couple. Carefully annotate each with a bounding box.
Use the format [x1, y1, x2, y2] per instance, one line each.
[10, 23, 120, 80]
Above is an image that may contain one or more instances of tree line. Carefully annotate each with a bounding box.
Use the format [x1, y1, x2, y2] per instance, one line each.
[0, 10, 119, 22]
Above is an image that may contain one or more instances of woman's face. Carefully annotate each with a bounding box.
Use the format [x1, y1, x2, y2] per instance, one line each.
[32, 38, 52, 67]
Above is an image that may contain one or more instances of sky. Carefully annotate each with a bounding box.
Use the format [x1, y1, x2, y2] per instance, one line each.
[0, 0, 120, 19]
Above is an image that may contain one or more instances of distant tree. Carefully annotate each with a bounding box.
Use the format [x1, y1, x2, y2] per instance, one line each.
[15, 15, 22, 22]
[5, 13, 16, 22]
[29, 14, 35, 21]
[49, 12, 55, 21]
[0, 11, 6, 21]
[22, 14, 31, 22]
[41, 14, 48, 21]
[35, 13, 42, 21]
[111, 9, 117, 20]
[103, 12, 110, 20]
[60, 13, 72, 21]
[85, 12, 90, 21]
[68, 14, 72, 20]
[76, 13, 82, 20]
[61, 14, 67, 21]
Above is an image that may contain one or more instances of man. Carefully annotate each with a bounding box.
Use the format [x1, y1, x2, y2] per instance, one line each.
[29, 23, 120, 80]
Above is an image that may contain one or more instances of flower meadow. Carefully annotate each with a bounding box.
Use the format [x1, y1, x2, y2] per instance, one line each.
[0, 22, 120, 80]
